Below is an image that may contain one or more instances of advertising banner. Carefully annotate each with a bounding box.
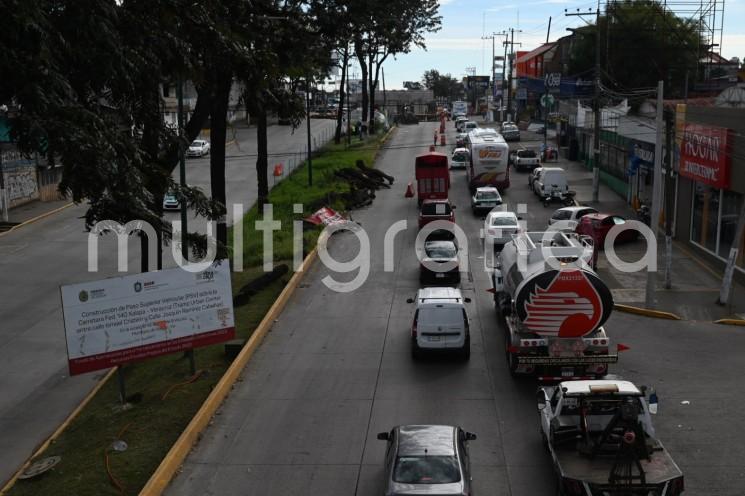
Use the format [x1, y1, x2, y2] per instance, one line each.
[679, 122, 731, 189]
[304, 206, 347, 226]
[61, 261, 235, 375]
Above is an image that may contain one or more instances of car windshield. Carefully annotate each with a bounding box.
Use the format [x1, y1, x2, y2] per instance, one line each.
[393, 455, 461, 484]
[452, 151, 468, 162]
[518, 150, 536, 158]
[425, 242, 456, 258]
[421, 203, 451, 215]
[491, 216, 517, 226]
[477, 191, 499, 200]
[191, 141, 204, 147]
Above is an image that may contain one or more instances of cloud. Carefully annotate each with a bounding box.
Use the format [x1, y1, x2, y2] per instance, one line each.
[722, 34, 745, 59]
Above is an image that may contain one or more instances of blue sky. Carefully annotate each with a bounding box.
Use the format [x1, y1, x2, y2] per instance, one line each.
[374, 0, 745, 90]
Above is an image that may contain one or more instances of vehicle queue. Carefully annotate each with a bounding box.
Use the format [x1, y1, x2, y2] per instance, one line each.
[376, 113, 684, 496]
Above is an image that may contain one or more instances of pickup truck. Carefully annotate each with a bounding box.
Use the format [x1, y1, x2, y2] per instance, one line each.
[513, 148, 540, 171]
[537, 379, 684, 496]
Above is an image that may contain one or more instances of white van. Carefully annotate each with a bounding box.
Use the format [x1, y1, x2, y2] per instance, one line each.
[409, 287, 471, 360]
[533, 167, 569, 197]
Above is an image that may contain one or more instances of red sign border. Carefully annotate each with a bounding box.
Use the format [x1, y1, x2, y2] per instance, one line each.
[679, 122, 732, 189]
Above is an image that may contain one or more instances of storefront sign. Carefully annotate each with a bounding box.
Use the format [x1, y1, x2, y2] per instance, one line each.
[61, 262, 235, 375]
[680, 122, 731, 188]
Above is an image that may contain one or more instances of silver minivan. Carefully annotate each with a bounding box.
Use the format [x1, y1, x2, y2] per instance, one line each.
[408, 287, 470, 360]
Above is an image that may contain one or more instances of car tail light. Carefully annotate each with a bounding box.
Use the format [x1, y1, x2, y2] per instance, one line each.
[411, 320, 417, 338]
[670, 476, 685, 494]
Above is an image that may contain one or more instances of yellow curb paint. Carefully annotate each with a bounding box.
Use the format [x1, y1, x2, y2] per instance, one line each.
[0, 202, 74, 238]
[613, 303, 682, 320]
[714, 318, 745, 327]
[0, 367, 116, 495]
[139, 249, 318, 496]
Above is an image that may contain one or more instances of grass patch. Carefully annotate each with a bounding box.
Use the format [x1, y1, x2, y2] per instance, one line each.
[6, 132, 391, 496]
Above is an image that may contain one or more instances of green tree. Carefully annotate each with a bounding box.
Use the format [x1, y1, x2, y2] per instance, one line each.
[568, 0, 701, 97]
[422, 69, 463, 100]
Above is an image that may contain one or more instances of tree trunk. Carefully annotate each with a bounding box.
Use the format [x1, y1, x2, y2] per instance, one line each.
[355, 39, 368, 123]
[369, 53, 388, 134]
[335, 47, 348, 144]
[210, 70, 232, 252]
[256, 103, 269, 213]
[368, 53, 374, 134]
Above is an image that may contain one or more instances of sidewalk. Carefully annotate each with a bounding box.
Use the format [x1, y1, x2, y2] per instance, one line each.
[555, 153, 745, 322]
[2, 199, 72, 229]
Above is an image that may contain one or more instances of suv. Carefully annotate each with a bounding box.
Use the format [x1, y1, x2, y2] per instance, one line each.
[548, 206, 598, 230]
[419, 199, 455, 229]
[513, 149, 540, 171]
[408, 287, 471, 359]
[533, 167, 568, 198]
[377, 425, 477, 496]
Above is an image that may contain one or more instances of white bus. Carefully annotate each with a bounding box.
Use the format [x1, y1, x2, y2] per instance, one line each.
[466, 130, 510, 192]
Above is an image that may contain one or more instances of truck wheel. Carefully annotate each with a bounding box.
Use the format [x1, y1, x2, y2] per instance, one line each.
[459, 337, 471, 361]
[505, 335, 519, 376]
[411, 341, 422, 360]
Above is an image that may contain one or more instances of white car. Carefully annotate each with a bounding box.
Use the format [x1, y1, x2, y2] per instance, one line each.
[186, 139, 210, 157]
[548, 206, 598, 231]
[482, 211, 521, 253]
[450, 147, 469, 170]
[408, 287, 471, 360]
[471, 186, 502, 214]
[162, 192, 180, 211]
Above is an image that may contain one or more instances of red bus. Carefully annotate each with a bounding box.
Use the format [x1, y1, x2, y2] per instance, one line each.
[415, 152, 450, 205]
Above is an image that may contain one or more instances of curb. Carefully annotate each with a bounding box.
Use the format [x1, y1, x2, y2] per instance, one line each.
[714, 318, 745, 327]
[139, 248, 318, 496]
[0, 367, 117, 495]
[613, 303, 682, 320]
[0, 202, 74, 238]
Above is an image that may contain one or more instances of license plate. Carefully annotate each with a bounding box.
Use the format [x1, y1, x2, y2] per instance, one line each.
[436, 273, 445, 278]
[428, 336, 441, 342]
[561, 368, 574, 377]
[482, 202, 495, 207]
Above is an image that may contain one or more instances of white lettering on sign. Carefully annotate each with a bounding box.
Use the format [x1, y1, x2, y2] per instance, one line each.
[683, 130, 720, 163]
[682, 160, 718, 182]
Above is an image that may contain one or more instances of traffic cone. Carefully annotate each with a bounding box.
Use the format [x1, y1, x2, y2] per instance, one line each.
[440, 133, 446, 146]
[405, 182, 415, 198]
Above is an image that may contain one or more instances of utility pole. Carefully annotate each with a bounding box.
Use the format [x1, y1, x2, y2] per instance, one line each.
[543, 17, 552, 150]
[0, 146, 6, 222]
[646, 80, 664, 309]
[663, 108, 675, 290]
[306, 76, 312, 187]
[566, 3, 602, 202]
[346, 55, 352, 145]
[502, 28, 522, 123]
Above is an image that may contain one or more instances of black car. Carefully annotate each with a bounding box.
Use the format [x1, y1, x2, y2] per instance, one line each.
[419, 239, 459, 284]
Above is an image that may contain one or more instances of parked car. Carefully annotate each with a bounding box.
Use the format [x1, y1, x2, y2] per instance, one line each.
[162, 192, 180, 211]
[501, 124, 521, 142]
[407, 287, 471, 359]
[419, 239, 460, 284]
[513, 148, 540, 171]
[528, 166, 543, 192]
[501, 120, 515, 130]
[471, 186, 502, 214]
[377, 425, 477, 495]
[575, 213, 639, 248]
[419, 199, 455, 229]
[186, 139, 210, 157]
[482, 210, 521, 253]
[450, 147, 469, 170]
[548, 206, 598, 231]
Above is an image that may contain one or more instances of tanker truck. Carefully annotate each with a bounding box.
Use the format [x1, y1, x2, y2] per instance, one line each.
[491, 230, 619, 379]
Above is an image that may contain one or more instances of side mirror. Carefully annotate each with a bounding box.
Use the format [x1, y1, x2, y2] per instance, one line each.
[377, 432, 389, 441]
[451, 205, 457, 210]
[517, 216, 524, 220]
[464, 297, 472, 303]
[640, 385, 648, 395]
[406, 298, 414, 304]
[465, 432, 477, 441]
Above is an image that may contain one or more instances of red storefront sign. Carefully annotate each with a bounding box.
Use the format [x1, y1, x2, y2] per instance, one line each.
[679, 123, 732, 188]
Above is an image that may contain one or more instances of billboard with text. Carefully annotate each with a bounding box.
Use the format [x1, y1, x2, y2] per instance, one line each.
[61, 261, 235, 375]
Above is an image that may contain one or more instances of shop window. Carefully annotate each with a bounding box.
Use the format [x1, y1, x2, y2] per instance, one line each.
[691, 183, 719, 253]
[718, 191, 743, 260]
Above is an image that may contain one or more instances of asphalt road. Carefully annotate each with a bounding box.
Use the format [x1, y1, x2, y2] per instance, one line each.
[167, 120, 745, 495]
[0, 118, 335, 485]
